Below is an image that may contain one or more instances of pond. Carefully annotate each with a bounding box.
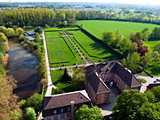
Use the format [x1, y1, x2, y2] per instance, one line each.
[8, 41, 40, 98]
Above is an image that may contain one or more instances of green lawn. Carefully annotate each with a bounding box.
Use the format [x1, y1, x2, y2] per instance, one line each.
[51, 69, 83, 94]
[69, 30, 117, 61]
[45, 31, 82, 67]
[51, 69, 64, 84]
[144, 41, 160, 51]
[78, 20, 159, 39]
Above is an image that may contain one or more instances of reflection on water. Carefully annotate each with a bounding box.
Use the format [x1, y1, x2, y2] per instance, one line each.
[8, 42, 40, 98]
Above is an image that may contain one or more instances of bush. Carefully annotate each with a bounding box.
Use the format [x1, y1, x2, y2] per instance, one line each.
[25, 107, 36, 120]
[75, 105, 103, 120]
[16, 27, 24, 37]
[26, 93, 43, 113]
[34, 27, 43, 34]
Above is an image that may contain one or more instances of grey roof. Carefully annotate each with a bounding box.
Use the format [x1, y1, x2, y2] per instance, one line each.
[100, 61, 141, 88]
[85, 65, 110, 94]
[43, 90, 90, 110]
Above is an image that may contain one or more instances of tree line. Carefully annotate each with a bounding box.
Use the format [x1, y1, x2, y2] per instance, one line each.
[1, 8, 160, 27]
[0, 27, 22, 120]
[0, 8, 76, 27]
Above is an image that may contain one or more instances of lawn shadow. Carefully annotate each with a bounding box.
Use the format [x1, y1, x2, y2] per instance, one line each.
[89, 41, 120, 60]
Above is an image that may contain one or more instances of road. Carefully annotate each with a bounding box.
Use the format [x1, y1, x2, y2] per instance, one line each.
[135, 75, 160, 93]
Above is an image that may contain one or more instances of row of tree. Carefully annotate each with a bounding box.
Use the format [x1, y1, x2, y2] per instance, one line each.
[0, 8, 76, 27]
[1, 8, 160, 27]
[0, 27, 22, 120]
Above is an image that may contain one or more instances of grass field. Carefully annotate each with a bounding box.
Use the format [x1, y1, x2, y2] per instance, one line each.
[69, 30, 117, 61]
[144, 41, 160, 51]
[51, 69, 83, 94]
[78, 20, 159, 39]
[45, 30, 83, 67]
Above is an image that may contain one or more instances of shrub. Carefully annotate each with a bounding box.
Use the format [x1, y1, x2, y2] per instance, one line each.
[75, 105, 103, 120]
[25, 107, 36, 120]
[26, 93, 43, 113]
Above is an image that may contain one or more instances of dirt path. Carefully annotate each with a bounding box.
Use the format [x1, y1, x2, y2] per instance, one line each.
[42, 31, 56, 96]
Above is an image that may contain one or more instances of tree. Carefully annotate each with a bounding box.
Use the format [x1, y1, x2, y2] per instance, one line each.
[137, 102, 160, 120]
[71, 68, 85, 87]
[149, 27, 160, 40]
[34, 27, 42, 34]
[141, 28, 149, 41]
[75, 105, 103, 120]
[103, 32, 118, 48]
[65, 11, 76, 26]
[26, 93, 43, 113]
[0, 66, 22, 120]
[0, 26, 7, 34]
[118, 37, 133, 55]
[16, 27, 24, 37]
[112, 90, 148, 120]
[25, 107, 36, 120]
[0, 32, 9, 53]
[122, 52, 142, 73]
[103, 31, 133, 55]
[150, 86, 160, 102]
[60, 68, 71, 82]
[130, 32, 143, 43]
[0, 32, 8, 42]
[6, 28, 15, 38]
[55, 11, 66, 26]
[34, 33, 41, 43]
[144, 91, 156, 103]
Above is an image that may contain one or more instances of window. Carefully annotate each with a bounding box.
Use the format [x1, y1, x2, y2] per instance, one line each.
[60, 108, 64, 113]
[53, 110, 57, 114]
[67, 107, 71, 112]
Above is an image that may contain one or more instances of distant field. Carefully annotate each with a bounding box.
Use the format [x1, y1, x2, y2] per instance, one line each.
[45, 30, 82, 67]
[78, 20, 159, 39]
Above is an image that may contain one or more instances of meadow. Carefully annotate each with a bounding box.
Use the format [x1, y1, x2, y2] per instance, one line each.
[144, 41, 160, 51]
[45, 30, 83, 67]
[51, 69, 84, 94]
[69, 30, 117, 61]
[78, 20, 159, 39]
[45, 27, 117, 67]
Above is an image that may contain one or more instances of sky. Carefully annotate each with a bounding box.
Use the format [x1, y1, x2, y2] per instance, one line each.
[1, 0, 160, 6]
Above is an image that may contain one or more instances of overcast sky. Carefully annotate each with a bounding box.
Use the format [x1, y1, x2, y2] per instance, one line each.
[1, 0, 160, 6]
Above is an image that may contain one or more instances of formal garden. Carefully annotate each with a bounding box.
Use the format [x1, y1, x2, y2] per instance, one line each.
[44, 20, 160, 95]
[45, 27, 118, 94]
